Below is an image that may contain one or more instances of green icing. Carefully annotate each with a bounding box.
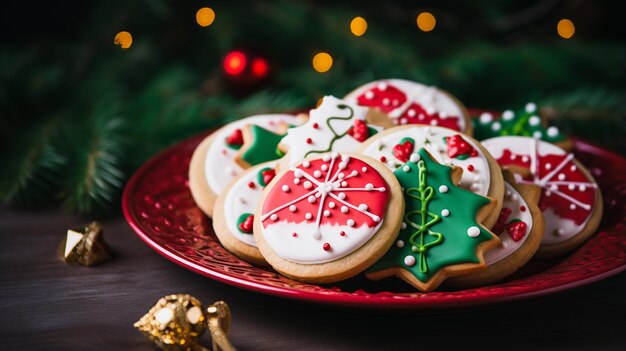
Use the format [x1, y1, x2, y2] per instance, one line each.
[241, 125, 286, 166]
[367, 126, 378, 138]
[236, 213, 253, 234]
[225, 142, 242, 151]
[304, 104, 354, 158]
[369, 147, 493, 283]
[473, 105, 566, 143]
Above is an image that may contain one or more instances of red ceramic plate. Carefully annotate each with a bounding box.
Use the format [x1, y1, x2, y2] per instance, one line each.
[123, 127, 626, 310]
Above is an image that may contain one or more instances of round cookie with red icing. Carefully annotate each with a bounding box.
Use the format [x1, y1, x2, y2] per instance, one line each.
[212, 160, 280, 266]
[344, 79, 472, 133]
[481, 136, 603, 258]
[253, 152, 404, 283]
[189, 114, 300, 217]
[358, 125, 504, 228]
[447, 170, 544, 287]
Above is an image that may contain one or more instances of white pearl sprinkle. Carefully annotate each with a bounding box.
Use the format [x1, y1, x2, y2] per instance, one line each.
[547, 126, 559, 137]
[441, 209, 450, 217]
[294, 170, 303, 178]
[418, 113, 425, 120]
[282, 185, 290, 192]
[341, 155, 350, 163]
[304, 181, 312, 189]
[378, 82, 388, 91]
[321, 164, 328, 171]
[329, 201, 336, 208]
[302, 160, 311, 168]
[322, 154, 331, 162]
[382, 98, 390, 105]
[314, 170, 322, 178]
[365, 91, 374, 99]
[529, 116, 541, 126]
[558, 173, 566, 181]
[396, 240, 405, 248]
[365, 183, 374, 190]
[439, 185, 448, 193]
[404, 256, 416, 267]
[305, 213, 313, 220]
[339, 192, 346, 199]
[570, 165, 577, 172]
[338, 172, 345, 179]
[393, 99, 400, 106]
[289, 205, 297, 212]
[579, 185, 586, 191]
[502, 110, 514, 121]
[372, 215, 381, 222]
[467, 226, 480, 238]
[525, 102, 537, 113]
[341, 206, 348, 213]
[410, 153, 420, 163]
[270, 214, 278, 221]
[347, 219, 355, 227]
[403, 165, 411, 172]
[324, 210, 331, 217]
[293, 178, 300, 185]
[545, 163, 552, 170]
[430, 120, 438, 126]
[570, 204, 577, 210]
[358, 204, 368, 211]
[522, 156, 529, 163]
[351, 170, 358, 177]
[568, 184, 575, 190]
[338, 162, 347, 170]
[341, 181, 348, 187]
[362, 167, 368, 172]
[408, 109, 416, 117]
[308, 195, 316, 203]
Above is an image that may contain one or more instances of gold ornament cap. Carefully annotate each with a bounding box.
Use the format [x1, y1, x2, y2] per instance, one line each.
[58, 221, 111, 266]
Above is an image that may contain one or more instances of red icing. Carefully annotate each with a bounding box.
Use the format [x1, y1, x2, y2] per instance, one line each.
[262, 169, 276, 185]
[393, 140, 414, 163]
[356, 83, 407, 114]
[225, 129, 244, 146]
[347, 119, 369, 142]
[239, 214, 254, 233]
[492, 207, 512, 234]
[507, 221, 528, 242]
[261, 155, 390, 228]
[495, 149, 596, 225]
[397, 103, 462, 131]
[446, 134, 478, 159]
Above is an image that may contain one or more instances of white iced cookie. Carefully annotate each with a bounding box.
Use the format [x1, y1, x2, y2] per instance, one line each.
[189, 114, 299, 217]
[344, 79, 471, 133]
[358, 125, 504, 227]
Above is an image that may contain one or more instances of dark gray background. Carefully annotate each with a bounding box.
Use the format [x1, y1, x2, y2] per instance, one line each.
[2, 208, 625, 350]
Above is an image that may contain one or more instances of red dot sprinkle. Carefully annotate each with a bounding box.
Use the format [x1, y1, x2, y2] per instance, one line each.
[306, 138, 313, 144]
[292, 232, 298, 237]
[520, 205, 526, 212]
[323, 243, 331, 251]
[340, 231, 346, 236]
[467, 165, 475, 172]
[247, 181, 255, 188]
[380, 156, 387, 162]
[313, 123, 319, 129]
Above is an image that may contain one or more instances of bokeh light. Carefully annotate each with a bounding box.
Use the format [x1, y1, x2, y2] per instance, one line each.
[557, 19, 575, 39]
[223, 51, 247, 75]
[350, 17, 368, 37]
[196, 7, 216, 27]
[312, 52, 333, 73]
[114, 31, 133, 49]
[251, 57, 269, 77]
[417, 12, 436, 32]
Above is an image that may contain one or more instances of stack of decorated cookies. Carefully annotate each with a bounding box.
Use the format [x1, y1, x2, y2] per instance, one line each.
[188, 79, 603, 292]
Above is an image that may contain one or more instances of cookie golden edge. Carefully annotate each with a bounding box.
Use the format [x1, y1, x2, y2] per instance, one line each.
[365, 153, 501, 292]
[189, 132, 219, 218]
[253, 153, 404, 284]
[446, 170, 545, 287]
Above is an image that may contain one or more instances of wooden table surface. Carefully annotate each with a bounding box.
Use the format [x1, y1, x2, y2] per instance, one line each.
[2, 208, 625, 350]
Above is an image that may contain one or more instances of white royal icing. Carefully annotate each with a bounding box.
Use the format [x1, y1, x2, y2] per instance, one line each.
[205, 114, 298, 194]
[484, 181, 533, 264]
[345, 79, 467, 131]
[482, 136, 598, 245]
[280, 96, 380, 167]
[223, 160, 280, 247]
[260, 153, 387, 264]
[361, 125, 491, 197]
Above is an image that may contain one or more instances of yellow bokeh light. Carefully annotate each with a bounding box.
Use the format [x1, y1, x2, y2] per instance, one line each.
[350, 16, 368, 37]
[312, 52, 333, 73]
[417, 12, 436, 32]
[114, 31, 133, 49]
[557, 19, 575, 39]
[196, 7, 216, 27]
